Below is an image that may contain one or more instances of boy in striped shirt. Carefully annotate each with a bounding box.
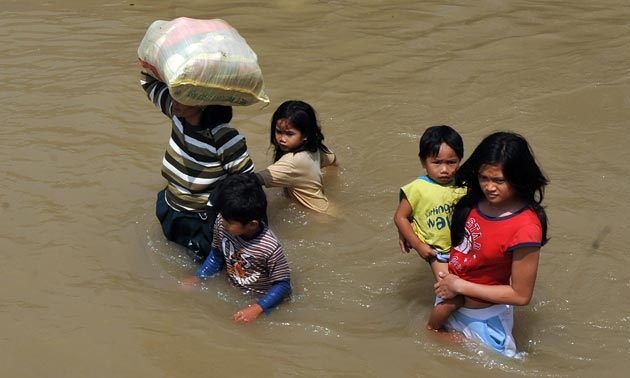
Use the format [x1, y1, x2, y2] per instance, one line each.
[184, 174, 291, 323]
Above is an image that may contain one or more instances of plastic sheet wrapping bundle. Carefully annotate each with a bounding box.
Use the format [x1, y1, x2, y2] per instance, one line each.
[138, 17, 269, 106]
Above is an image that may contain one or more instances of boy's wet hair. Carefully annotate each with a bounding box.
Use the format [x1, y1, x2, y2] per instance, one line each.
[418, 125, 464, 161]
[214, 174, 267, 225]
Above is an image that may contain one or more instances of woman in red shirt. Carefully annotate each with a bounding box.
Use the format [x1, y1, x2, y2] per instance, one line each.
[433, 131, 549, 357]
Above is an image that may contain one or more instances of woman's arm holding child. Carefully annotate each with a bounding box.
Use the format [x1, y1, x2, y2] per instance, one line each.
[434, 247, 540, 306]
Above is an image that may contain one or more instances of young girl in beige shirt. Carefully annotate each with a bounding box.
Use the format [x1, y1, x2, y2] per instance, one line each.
[256, 100, 337, 213]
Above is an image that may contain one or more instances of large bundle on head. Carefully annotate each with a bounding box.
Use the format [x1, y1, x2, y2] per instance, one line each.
[138, 17, 269, 106]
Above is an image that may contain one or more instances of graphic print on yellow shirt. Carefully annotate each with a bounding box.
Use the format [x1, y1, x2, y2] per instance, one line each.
[400, 176, 466, 253]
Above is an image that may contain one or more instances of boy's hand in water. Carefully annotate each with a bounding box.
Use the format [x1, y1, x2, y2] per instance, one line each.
[233, 304, 264, 324]
[179, 275, 201, 291]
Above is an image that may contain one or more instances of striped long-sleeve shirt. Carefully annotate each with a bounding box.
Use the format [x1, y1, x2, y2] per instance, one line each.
[210, 214, 291, 296]
[141, 74, 255, 212]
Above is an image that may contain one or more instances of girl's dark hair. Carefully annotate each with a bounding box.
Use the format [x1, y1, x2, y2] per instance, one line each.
[451, 131, 549, 247]
[269, 100, 330, 162]
[213, 173, 267, 225]
[202, 105, 233, 129]
[419, 125, 464, 160]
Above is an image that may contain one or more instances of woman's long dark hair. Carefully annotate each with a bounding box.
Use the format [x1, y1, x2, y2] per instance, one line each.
[269, 100, 330, 162]
[451, 131, 549, 247]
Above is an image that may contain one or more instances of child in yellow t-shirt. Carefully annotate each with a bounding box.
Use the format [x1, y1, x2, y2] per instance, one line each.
[393, 125, 465, 331]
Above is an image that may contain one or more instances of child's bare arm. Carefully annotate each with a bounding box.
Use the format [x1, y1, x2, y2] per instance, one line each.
[393, 198, 436, 260]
